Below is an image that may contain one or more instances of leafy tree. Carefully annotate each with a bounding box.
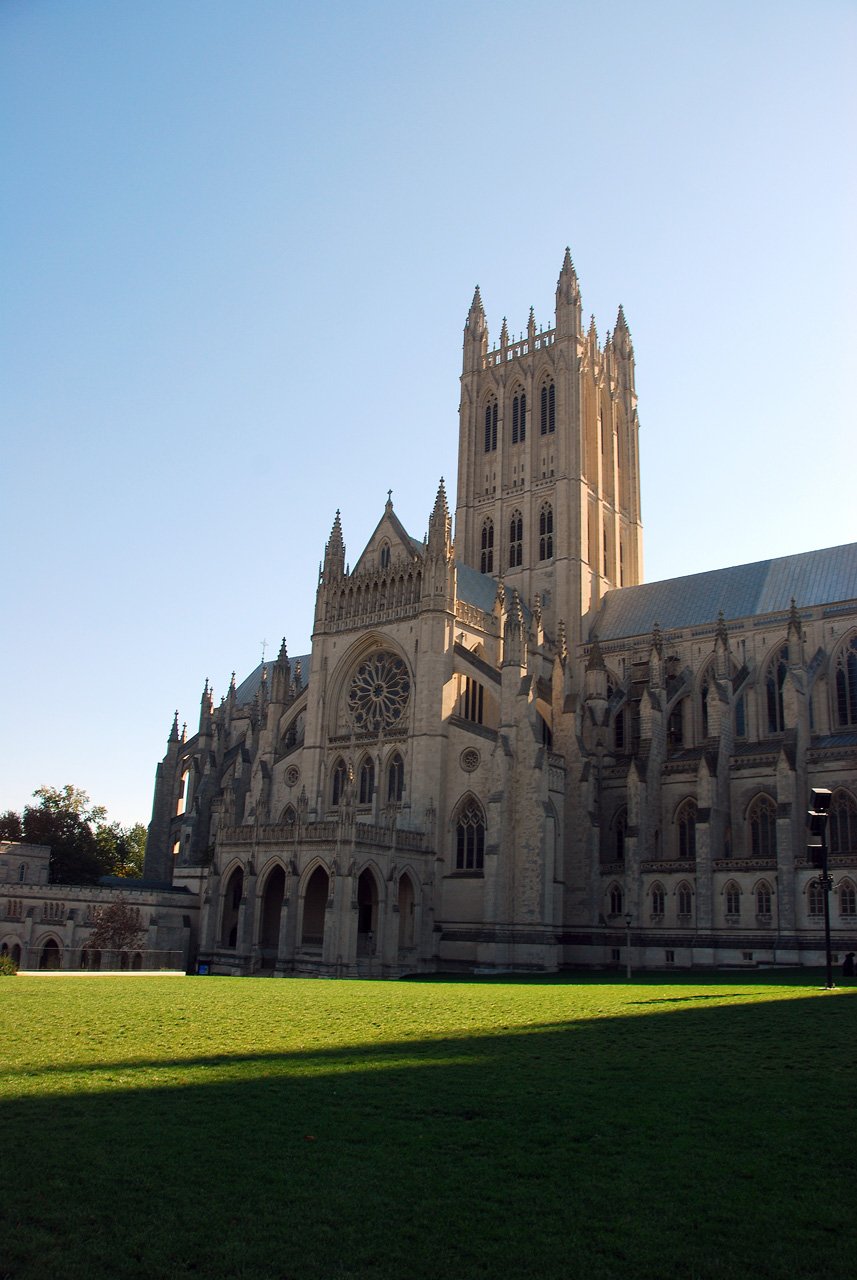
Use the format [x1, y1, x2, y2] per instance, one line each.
[96, 822, 147, 878]
[86, 896, 146, 952]
[0, 811, 23, 841]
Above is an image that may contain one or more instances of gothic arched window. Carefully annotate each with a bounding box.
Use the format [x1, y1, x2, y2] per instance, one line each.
[387, 753, 404, 804]
[749, 795, 777, 858]
[725, 882, 741, 916]
[484, 400, 498, 452]
[358, 756, 374, 806]
[509, 510, 523, 568]
[676, 800, 697, 860]
[512, 391, 526, 444]
[677, 882, 693, 918]
[830, 790, 857, 854]
[609, 883, 623, 916]
[839, 880, 856, 917]
[480, 519, 494, 574]
[651, 883, 665, 916]
[808, 880, 824, 916]
[834, 635, 857, 727]
[455, 796, 485, 871]
[540, 380, 555, 434]
[538, 503, 553, 561]
[755, 880, 773, 918]
[379, 542, 391, 570]
[766, 643, 789, 734]
[331, 758, 347, 807]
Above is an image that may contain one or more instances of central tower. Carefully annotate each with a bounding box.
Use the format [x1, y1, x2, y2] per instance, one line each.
[454, 250, 643, 646]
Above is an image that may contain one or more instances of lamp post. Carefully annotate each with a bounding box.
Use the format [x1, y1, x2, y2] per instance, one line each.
[624, 911, 633, 981]
[807, 788, 834, 990]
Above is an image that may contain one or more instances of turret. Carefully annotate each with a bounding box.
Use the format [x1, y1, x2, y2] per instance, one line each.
[555, 247, 581, 340]
[463, 285, 488, 374]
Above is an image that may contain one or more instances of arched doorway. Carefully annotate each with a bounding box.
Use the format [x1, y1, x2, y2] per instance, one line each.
[39, 938, 61, 970]
[397, 874, 415, 950]
[259, 864, 286, 968]
[357, 869, 378, 956]
[220, 867, 244, 949]
[301, 867, 328, 948]
[11, 943, 22, 968]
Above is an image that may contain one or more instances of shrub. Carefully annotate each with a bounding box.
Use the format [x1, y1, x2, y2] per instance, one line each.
[0, 952, 18, 976]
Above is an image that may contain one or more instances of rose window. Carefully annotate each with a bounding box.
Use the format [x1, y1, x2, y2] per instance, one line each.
[348, 651, 410, 731]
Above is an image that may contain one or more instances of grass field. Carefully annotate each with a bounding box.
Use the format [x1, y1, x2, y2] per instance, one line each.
[1, 972, 855, 1280]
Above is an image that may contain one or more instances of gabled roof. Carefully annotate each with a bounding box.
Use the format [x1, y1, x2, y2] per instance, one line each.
[351, 504, 424, 575]
[593, 543, 857, 642]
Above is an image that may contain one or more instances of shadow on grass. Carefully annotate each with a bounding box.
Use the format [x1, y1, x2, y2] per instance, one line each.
[2, 995, 855, 1280]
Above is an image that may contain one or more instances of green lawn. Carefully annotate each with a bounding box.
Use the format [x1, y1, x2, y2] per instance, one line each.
[1, 972, 854, 1280]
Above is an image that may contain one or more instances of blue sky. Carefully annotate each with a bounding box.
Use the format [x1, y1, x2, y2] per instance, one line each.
[1, 0, 854, 827]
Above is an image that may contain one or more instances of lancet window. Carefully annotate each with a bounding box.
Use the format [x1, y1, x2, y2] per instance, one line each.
[676, 800, 697, 861]
[725, 882, 741, 916]
[509, 510, 523, 568]
[756, 881, 773, 918]
[538, 503, 553, 561]
[808, 880, 824, 916]
[650, 883, 665, 916]
[512, 391, 527, 444]
[608, 883, 623, 916]
[830, 790, 857, 855]
[834, 635, 857, 726]
[480, 519, 494, 574]
[677, 883, 693, 918]
[462, 678, 484, 725]
[749, 795, 777, 859]
[484, 400, 498, 452]
[540, 380, 555, 434]
[358, 756, 374, 806]
[766, 644, 789, 734]
[840, 881, 856, 916]
[387, 753, 404, 804]
[331, 757, 347, 807]
[455, 797, 485, 871]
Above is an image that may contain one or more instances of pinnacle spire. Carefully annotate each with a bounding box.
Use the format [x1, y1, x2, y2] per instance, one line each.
[278, 637, 288, 662]
[586, 635, 605, 671]
[169, 710, 180, 743]
[788, 597, 802, 638]
[470, 284, 483, 314]
[559, 246, 576, 278]
[500, 316, 509, 345]
[328, 509, 344, 551]
[715, 609, 729, 648]
[432, 476, 449, 521]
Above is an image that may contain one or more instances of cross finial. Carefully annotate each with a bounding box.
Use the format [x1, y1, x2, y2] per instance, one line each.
[260, 638, 267, 664]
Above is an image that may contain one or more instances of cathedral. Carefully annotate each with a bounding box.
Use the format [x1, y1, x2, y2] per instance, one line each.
[134, 250, 857, 976]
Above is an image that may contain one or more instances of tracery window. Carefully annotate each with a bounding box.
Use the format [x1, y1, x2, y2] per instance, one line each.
[455, 797, 485, 871]
[609, 883, 623, 916]
[835, 635, 857, 726]
[331, 758, 347, 807]
[766, 644, 789, 734]
[348, 651, 411, 731]
[749, 795, 777, 859]
[830, 790, 857, 854]
[484, 400, 498, 452]
[540, 380, 555, 434]
[509, 510, 523, 568]
[512, 391, 527, 444]
[359, 756, 374, 806]
[480, 519, 494, 574]
[756, 881, 773, 918]
[379, 542, 391, 570]
[839, 880, 856, 916]
[677, 882, 693, 917]
[282, 805, 297, 825]
[387, 753, 404, 804]
[676, 800, 697, 860]
[807, 880, 824, 916]
[538, 503, 553, 560]
[651, 883, 665, 916]
[725, 882, 741, 916]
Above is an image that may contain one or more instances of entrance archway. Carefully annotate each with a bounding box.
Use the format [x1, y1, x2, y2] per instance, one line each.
[357, 869, 378, 955]
[260, 865, 286, 967]
[11, 943, 21, 967]
[301, 867, 328, 948]
[39, 939, 61, 970]
[397, 874, 415, 949]
[221, 867, 244, 948]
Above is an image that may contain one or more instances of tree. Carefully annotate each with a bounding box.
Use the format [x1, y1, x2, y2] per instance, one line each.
[96, 822, 147, 878]
[0, 811, 23, 841]
[86, 896, 146, 953]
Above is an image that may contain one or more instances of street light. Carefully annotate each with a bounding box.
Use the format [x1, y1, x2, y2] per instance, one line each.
[624, 911, 633, 981]
[807, 787, 834, 990]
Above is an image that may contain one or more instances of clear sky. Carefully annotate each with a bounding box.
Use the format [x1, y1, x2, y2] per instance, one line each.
[1, 0, 854, 828]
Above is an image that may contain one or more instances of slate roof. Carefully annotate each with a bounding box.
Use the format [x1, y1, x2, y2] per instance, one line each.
[456, 562, 533, 624]
[234, 655, 311, 707]
[592, 543, 857, 642]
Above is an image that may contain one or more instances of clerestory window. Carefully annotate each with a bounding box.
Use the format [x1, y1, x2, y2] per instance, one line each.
[509, 510, 523, 568]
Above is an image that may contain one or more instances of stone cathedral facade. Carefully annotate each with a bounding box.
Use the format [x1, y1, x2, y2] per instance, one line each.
[141, 251, 857, 976]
